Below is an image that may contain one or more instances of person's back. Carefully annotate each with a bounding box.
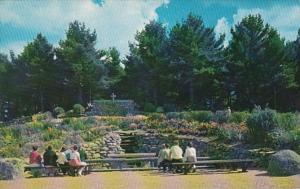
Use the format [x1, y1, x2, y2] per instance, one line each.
[43, 146, 58, 166]
[29, 146, 42, 166]
[170, 145, 183, 160]
[184, 146, 196, 162]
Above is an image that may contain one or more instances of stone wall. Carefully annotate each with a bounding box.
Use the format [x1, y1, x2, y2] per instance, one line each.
[135, 132, 209, 156]
[87, 100, 137, 116]
[84, 132, 125, 159]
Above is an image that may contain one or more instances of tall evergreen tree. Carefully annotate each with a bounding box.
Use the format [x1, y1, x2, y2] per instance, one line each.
[58, 21, 104, 105]
[19, 33, 55, 112]
[168, 13, 225, 109]
[227, 14, 293, 110]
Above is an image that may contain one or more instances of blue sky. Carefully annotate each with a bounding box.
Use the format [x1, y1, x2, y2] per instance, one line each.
[0, 0, 300, 57]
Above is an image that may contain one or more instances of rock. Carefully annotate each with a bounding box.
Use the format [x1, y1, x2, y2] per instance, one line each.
[63, 134, 84, 145]
[0, 158, 23, 180]
[268, 150, 300, 176]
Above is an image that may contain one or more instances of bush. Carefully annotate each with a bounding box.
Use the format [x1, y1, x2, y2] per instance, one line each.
[189, 111, 213, 123]
[268, 150, 300, 176]
[156, 106, 164, 113]
[73, 104, 85, 116]
[277, 113, 297, 130]
[268, 128, 300, 151]
[229, 111, 250, 123]
[143, 102, 156, 113]
[166, 112, 182, 120]
[213, 110, 230, 124]
[32, 112, 52, 122]
[53, 107, 65, 118]
[147, 113, 166, 121]
[247, 107, 278, 144]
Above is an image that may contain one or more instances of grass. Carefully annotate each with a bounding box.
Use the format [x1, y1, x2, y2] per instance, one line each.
[0, 170, 299, 189]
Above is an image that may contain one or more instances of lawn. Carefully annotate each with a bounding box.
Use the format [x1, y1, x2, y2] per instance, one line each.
[0, 170, 299, 189]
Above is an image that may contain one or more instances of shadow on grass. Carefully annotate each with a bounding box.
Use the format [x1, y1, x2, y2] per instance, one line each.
[142, 169, 247, 177]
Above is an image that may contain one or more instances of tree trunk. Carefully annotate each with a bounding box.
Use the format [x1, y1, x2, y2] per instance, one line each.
[78, 86, 83, 104]
[39, 89, 44, 112]
[189, 80, 194, 105]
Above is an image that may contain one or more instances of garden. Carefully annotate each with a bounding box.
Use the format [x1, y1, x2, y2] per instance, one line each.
[0, 103, 300, 180]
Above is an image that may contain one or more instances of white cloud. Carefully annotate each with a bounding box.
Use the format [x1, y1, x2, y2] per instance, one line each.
[214, 17, 230, 47]
[233, 6, 300, 41]
[0, 0, 169, 56]
[0, 41, 27, 57]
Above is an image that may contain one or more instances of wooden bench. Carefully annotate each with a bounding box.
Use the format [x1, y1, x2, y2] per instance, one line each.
[85, 156, 211, 171]
[24, 165, 89, 176]
[24, 165, 59, 176]
[172, 159, 255, 174]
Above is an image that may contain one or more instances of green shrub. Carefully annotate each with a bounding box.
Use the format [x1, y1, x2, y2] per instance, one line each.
[213, 110, 230, 124]
[229, 111, 250, 123]
[143, 102, 156, 113]
[73, 104, 85, 116]
[156, 106, 164, 113]
[189, 111, 213, 122]
[53, 106, 65, 118]
[147, 113, 166, 121]
[277, 113, 297, 130]
[69, 118, 86, 131]
[247, 107, 278, 144]
[166, 112, 182, 119]
[65, 110, 74, 117]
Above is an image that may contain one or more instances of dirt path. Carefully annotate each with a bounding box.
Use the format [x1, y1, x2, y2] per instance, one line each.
[0, 170, 299, 189]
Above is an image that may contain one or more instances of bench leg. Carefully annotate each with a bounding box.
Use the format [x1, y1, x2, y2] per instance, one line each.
[241, 163, 248, 172]
[184, 165, 188, 175]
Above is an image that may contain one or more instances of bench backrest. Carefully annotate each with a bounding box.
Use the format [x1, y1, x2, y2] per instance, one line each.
[107, 153, 156, 158]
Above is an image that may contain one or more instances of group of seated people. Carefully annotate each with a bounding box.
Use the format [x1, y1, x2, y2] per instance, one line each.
[158, 140, 196, 173]
[29, 144, 87, 176]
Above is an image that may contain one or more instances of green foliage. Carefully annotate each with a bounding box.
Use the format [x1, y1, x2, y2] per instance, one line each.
[73, 104, 85, 116]
[93, 100, 127, 116]
[156, 106, 164, 113]
[213, 110, 230, 124]
[53, 106, 65, 118]
[277, 113, 297, 130]
[166, 112, 182, 120]
[147, 113, 166, 121]
[247, 107, 278, 144]
[143, 102, 156, 113]
[185, 111, 213, 122]
[68, 118, 87, 131]
[229, 111, 250, 123]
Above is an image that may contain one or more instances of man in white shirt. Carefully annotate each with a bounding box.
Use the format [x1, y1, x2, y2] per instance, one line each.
[184, 142, 197, 173]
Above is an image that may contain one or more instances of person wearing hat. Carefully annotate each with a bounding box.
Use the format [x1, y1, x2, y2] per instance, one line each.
[183, 142, 197, 173]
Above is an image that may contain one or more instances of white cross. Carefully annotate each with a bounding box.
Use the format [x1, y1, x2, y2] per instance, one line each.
[111, 92, 116, 102]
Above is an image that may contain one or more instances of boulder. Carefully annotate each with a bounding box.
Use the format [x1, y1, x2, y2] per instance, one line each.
[0, 158, 23, 180]
[268, 150, 300, 176]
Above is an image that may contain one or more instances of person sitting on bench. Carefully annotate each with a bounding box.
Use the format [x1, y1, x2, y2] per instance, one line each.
[183, 142, 197, 173]
[57, 146, 69, 175]
[69, 145, 87, 176]
[169, 140, 183, 173]
[43, 146, 58, 176]
[29, 146, 42, 166]
[158, 144, 170, 172]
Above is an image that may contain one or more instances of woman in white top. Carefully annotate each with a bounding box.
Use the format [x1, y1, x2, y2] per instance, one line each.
[69, 145, 87, 176]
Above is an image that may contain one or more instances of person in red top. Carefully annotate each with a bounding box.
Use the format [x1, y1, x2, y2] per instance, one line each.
[29, 146, 42, 166]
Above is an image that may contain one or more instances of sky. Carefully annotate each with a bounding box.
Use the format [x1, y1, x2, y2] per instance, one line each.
[0, 0, 300, 57]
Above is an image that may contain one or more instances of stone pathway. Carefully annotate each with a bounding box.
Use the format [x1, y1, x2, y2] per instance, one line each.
[0, 170, 299, 189]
